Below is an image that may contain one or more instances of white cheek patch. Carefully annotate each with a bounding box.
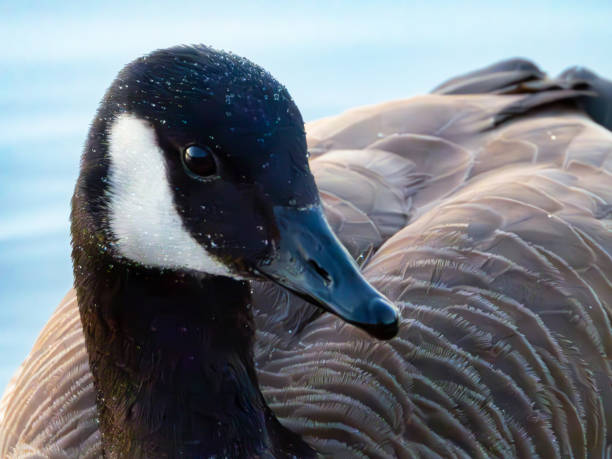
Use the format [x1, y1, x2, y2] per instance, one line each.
[106, 114, 232, 276]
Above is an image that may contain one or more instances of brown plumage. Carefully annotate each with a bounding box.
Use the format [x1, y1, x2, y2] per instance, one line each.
[1, 58, 611, 458]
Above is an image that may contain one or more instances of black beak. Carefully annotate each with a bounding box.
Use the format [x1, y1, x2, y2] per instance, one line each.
[256, 206, 399, 340]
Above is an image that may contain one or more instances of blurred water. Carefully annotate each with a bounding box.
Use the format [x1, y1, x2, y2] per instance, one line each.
[1, 0, 611, 392]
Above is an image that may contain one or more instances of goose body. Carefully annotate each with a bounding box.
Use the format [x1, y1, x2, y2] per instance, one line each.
[1, 50, 611, 458]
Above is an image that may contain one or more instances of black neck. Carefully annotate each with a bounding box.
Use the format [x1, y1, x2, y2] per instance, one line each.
[72, 233, 313, 457]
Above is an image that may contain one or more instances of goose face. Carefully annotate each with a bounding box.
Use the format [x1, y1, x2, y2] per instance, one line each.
[78, 45, 398, 338]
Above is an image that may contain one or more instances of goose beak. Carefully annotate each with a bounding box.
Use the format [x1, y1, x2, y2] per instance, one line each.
[256, 206, 399, 340]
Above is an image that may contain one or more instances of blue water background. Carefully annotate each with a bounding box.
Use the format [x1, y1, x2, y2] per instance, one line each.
[1, 0, 611, 391]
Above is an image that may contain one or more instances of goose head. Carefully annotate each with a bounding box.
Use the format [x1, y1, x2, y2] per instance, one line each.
[73, 45, 399, 339]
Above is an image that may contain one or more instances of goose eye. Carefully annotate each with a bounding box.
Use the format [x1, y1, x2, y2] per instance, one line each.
[183, 145, 217, 178]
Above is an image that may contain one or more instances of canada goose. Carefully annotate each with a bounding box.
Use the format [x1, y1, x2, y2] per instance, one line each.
[0, 46, 611, 458]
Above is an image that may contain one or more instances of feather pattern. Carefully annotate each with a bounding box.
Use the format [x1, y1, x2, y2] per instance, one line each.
[2, 59, 612, 458]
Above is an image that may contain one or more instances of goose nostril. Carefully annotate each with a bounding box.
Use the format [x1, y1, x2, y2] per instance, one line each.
[307, 259, 332, 286]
